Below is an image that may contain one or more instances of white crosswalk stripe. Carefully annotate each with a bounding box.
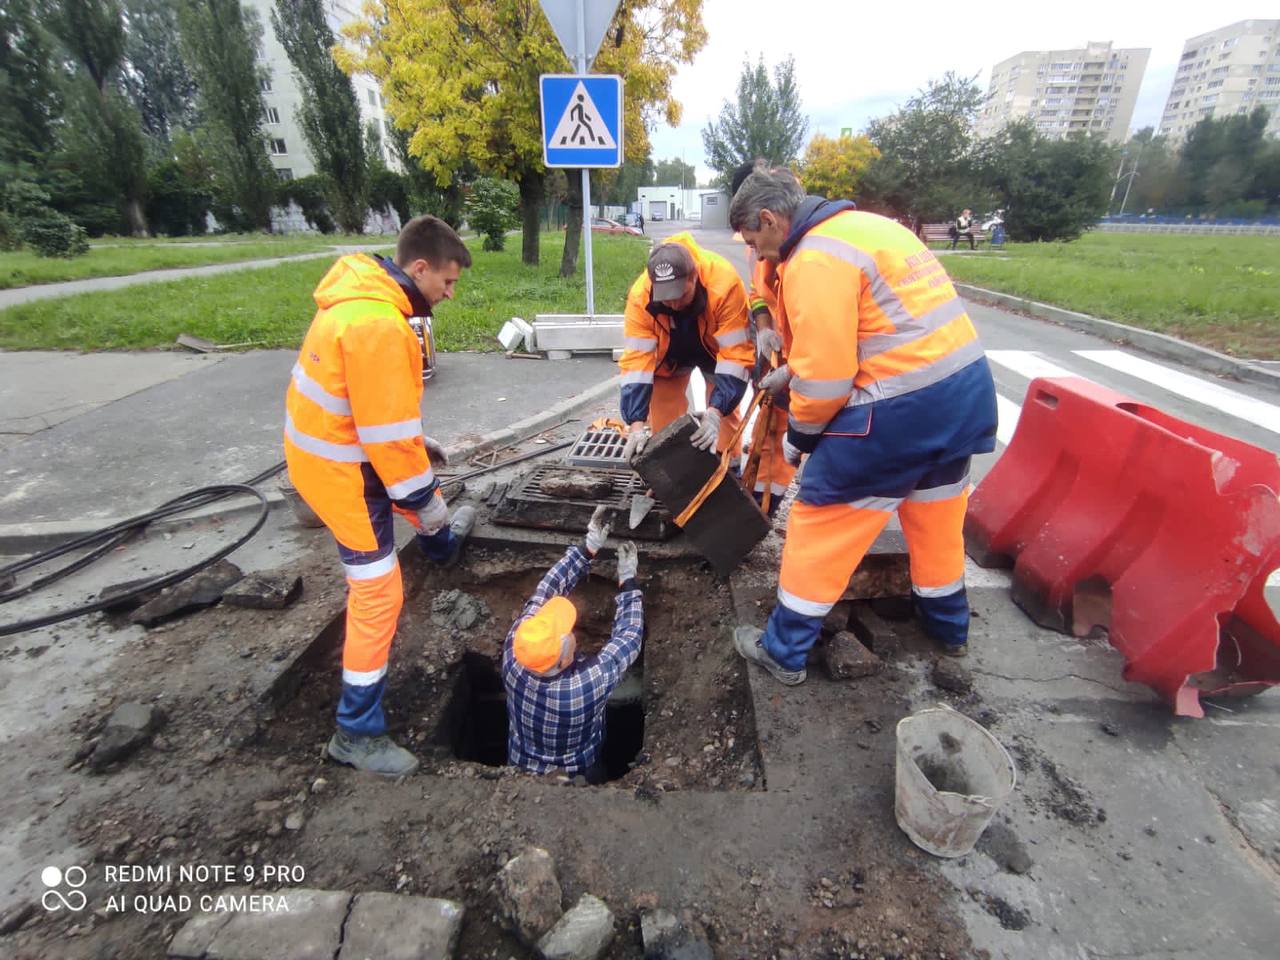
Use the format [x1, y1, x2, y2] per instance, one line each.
[1074, 349, 1280, 437]
[995, 394, 1022, 446]
[986, 350, 1075, 381]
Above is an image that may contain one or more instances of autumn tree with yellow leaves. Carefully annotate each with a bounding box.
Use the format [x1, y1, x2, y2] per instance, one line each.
[800, 133, 879, 202]
[339, 0, 706, 270]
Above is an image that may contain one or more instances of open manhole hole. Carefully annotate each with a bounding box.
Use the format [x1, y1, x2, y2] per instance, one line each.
[269, 548, 762, 791]
[447, 650, 646, 782]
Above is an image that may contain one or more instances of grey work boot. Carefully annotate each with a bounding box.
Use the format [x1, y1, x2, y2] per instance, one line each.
[326, 730, 420, 777]
[732, 626, 806, 686]
[441, 505, 477, 570]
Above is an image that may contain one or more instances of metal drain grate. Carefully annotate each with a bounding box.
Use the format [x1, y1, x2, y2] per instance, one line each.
[567, 429, 630, 468]
[491, 465, 675, 541]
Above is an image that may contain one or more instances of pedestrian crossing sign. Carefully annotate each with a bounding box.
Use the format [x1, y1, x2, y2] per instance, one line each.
[540, 74, 623, 168]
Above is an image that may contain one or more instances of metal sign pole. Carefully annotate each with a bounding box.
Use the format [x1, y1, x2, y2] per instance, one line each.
[577, 0, 595, 316]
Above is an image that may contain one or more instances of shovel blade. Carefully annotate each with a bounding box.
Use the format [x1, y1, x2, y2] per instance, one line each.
[629, 493, 655, 529]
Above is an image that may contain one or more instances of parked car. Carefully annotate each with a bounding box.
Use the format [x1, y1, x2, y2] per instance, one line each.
[563, 218, 642, 236]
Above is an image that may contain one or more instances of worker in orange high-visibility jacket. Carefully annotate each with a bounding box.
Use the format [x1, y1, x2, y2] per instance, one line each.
[728, 161, 798, 515]
[727, 168, 998, 683]
[284, 215, 477, 777]
[618, 235, 755, 459]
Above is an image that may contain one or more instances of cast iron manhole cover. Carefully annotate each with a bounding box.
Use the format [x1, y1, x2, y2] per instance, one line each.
[491, 465, 676, 541]
[567, 428, 630, 468]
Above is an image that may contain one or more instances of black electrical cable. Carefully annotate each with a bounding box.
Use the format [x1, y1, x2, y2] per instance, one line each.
[0, 478, 277, 638]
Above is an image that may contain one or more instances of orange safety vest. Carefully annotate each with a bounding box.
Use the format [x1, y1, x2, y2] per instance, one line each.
[284, 254, 439, 543]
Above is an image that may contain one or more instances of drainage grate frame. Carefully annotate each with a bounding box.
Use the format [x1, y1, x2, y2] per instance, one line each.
[567, 429, 630, 468]
[491, 464, 676, 541]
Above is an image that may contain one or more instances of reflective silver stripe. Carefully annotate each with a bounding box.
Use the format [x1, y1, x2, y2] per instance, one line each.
[714, 360, 750, 382]
[342, 665, 388, 686]
[715, 327, 749, 347]
[849, 495, 902, 513]
[343, 552, 398, 581]
[356, 418, 422, 444]
[284, 413, 368, 462]
[913, 578, 965, 598]
[291, 363, 352, 416]
[907, 477, 971, 503]
[791, 376, 854, 400]
[777, 585, 835, 617]
[844, 338, 986, 407]
[859, 297, 969, 363]
[385, 466, 437, 500]
[796, 232, 914, 332]
[621, 370, 655, 385]
[786, 415, 825, 436]
[623, 336, 657, 352]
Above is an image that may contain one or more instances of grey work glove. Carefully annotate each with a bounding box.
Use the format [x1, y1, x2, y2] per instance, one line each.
[782, 434, 803, 467]
[422, 435, 449, 467]
[584, 504, 611, 555]
[616, 541, 639, 585]
[758, 363, 791, 398]
[623, 423, 650, 462]
[689, 407, 722, 451]
[414, 490, 449, 534]
[756, 326, 784, 359]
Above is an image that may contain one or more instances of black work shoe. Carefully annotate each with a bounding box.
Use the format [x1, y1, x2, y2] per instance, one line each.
[732, 626, 806, 686]
[943, 642, 969, 658]
[441, 505, 477, 569]
[326, 730, 419, 777]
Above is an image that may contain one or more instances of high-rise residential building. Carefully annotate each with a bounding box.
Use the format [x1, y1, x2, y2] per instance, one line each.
[246, 0, 399, 181]
[1158, 20, 1280, 142]
[976, 41, 1150, 142]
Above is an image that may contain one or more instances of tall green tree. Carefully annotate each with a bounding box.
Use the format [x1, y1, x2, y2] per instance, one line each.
[122, 0, 199, 145]
[701, 55, 807, 183]
[0, 0, 63, 173]
[602, 156, 655, 206]
[340, 0, 706, 269]
[51, 0, 150, 234]
[978, 121, 1114, 241]
[272, 0, 367, 233]
[389, 123, 466, 228]
[1179, 107, 1271, 213]
[176, 0, 276, 231]
[859, 72, 988, 222]
[653, 156, 695, 188]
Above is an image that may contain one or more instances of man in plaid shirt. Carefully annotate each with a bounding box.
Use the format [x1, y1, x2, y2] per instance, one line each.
[503, 507, 644, 784]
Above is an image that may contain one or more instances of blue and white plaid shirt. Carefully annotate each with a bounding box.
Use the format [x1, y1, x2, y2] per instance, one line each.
[502, 545, 644, 775]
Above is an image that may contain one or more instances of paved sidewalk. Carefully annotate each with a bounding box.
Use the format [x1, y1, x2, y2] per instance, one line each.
[0, 350, 617, 525]
[0, 244, 389, 309]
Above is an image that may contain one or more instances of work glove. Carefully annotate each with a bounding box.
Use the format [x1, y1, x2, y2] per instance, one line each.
[616, 541, 639, 585]
[422, 435, 449, 467]
[758, 363, 792, 398]
[623, 423, 650, 462]
[755, 326, 784, 360]
[782, 434, 803, 467]
[414, 490, 449, 535]
[584, 504, 611, 556]
[689, 407, 722, 451]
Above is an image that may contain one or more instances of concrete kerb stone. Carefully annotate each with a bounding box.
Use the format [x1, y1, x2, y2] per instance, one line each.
[955, 283, 1280, 390]
[0, 374, 622, 554]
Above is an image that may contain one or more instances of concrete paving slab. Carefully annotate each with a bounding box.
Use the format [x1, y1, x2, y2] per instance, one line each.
[338, 892, 463, 960]
[0, 350, 224, 450]
[201, 888, 351, 960]
[0, 351, 616, 525]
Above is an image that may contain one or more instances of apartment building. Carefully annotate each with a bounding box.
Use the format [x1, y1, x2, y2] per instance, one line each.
[246, 0, 399, 180]
[1158, 20, 1280, 142]
[976, 41, 1150, 142]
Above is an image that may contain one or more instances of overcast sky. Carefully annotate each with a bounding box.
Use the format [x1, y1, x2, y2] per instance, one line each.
[644, 1, 1271, 183]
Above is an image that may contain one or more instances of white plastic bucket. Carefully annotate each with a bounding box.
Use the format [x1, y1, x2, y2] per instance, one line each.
[895, 705, 1017, 858]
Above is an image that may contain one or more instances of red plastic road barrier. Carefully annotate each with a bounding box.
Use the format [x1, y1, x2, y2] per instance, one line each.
[965, 376, 1280, 717]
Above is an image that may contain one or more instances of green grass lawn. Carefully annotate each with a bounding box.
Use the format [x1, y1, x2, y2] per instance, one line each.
[0, 232, 649, 352]
[939, 232, 1280, 359]
[0, 235, 370, 289]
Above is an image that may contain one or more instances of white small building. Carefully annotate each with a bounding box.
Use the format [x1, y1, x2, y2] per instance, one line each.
[636, 187, 706, 221]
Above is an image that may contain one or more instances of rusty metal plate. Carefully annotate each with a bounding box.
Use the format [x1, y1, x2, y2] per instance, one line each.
[491, 465, 676, 541]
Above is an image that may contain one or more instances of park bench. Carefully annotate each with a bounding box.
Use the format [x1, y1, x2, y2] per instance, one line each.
[921, 222, 987, 248]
